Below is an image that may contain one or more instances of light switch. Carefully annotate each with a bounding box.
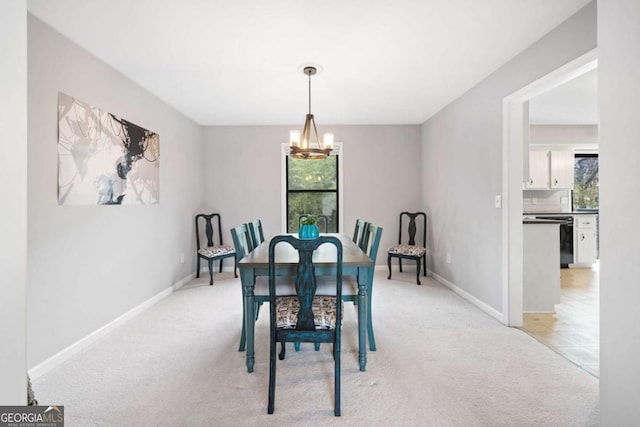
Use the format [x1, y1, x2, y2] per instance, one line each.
[495, 195, 502, 209]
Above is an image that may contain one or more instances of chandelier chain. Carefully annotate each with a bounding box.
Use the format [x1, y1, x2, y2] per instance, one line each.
[308, 72, 312, 115]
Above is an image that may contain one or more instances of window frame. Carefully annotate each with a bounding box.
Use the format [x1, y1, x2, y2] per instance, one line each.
[572, 152, 599, 210]
[281, 142, 344, 233]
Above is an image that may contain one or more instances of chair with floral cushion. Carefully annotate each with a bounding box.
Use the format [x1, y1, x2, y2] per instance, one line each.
[267, 235, 343, 416]
[195, 213, 236, 285]
[317, 223, 382, 351]
[352, 223, 383, 350]
[231, 223, 295, 352]
[230, 223, 254, 351]
[387, 212, 428, 285]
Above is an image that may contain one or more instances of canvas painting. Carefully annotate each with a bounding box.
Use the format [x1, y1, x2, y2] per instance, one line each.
[57, 92, 160, 205]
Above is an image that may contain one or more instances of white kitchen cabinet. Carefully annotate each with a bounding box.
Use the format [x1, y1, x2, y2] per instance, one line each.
[526, 150, 550, 189]
[550, 150, 574, 189]
[525, 149, 574, 190]
[574, 215, 598, 265]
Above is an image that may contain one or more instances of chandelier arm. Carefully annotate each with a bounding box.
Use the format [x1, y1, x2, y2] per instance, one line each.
[302, 115, 311, 149]
[311, 116, 320, 147]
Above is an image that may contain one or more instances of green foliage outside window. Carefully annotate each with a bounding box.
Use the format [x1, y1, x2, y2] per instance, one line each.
[288, 156, 337, 190]
[573, 155, 598, 209]
[287, 156, 338, 232]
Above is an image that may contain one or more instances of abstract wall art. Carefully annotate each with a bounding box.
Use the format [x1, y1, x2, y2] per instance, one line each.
[57, 92, 160, 205]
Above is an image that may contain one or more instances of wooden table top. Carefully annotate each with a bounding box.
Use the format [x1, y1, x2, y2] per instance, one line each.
[238, 233, 373, 269]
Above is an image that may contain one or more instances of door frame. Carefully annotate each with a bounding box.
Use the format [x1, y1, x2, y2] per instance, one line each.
[502, 49, 598, 326]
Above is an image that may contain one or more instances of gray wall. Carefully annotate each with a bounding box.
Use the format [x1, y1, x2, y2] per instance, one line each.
[530, 124, 598, 146]
[0, 0, 28, 404]
[202, 125, 422, 260]
[27, 16, 204, 368]
[17, 1, 640, 419]
[599, 0, 640, 423]
[421, 2, 596, 312]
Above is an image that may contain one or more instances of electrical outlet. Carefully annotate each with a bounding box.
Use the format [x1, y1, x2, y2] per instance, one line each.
[494, 195, 502, 209]
[180, 253, 185, 263]
[446, 253, 451, 264]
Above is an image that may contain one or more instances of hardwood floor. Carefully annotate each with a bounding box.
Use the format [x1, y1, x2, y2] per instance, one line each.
[522, 263, 599, 377]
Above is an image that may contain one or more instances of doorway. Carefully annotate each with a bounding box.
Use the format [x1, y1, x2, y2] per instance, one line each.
[502, 50, 598, 373]
[521, 81, 599, 376]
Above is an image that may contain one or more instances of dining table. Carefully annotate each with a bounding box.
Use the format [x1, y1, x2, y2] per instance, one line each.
[237, 233, 373, 373]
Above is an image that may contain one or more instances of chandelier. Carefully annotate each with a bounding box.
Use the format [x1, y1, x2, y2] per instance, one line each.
[289, 65, 334, 159]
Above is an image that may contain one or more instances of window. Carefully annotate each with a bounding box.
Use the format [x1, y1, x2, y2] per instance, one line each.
[573, 153, 598, 209]
[281, 143, 343, 233]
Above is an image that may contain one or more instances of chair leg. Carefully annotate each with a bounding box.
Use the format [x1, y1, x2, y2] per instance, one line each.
[423, 255, 427, 277]
[314, 343, 320, 351]
[334, 341, 341, 417]
[233, 257, 238, 278]
[208, 259, 214, 286]
[196, 257, 201, 278]
[255, 301, 261, 321]
[219, 258, 224, 273]
[268, 337, 277, 414]
[399, 258, 403, 272]
[279, 341, 286, 360]
[415, 258, 421, 285]
[387, 254, 392, 280]
[294, 342, 300, 352]
[367, 285, 376, 351]
[239, 297, 247, 352]
[239, 314, 247, 352]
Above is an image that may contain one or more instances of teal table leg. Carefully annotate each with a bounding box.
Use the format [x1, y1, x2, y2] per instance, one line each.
[242, 269, 255, 373]
[357, 267, 368, 371]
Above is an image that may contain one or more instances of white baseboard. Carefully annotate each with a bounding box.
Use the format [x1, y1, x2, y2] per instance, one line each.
[28, 272, 196, 380]
[430, 270, 505, 323]
[373, 264, 504, 323]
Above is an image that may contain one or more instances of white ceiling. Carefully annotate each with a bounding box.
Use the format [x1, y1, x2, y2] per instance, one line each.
[27, 0, 592, 126]
[529, 68, 598, 125]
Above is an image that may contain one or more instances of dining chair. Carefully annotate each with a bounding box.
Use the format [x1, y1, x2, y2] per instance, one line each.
[318, 223, 383, 351]
[352, 219, 369, 249]
[195, 213, 236, 285]
[248, 219, 265, 251]
[355, 224, 383, 350]
[231, 224, 295, 352]
[387, 211, 428, 285]
[267, 235, 343, 416]
[230, 223, 254, 351]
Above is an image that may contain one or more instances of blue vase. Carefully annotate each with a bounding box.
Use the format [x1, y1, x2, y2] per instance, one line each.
[298, 224, 320, 239]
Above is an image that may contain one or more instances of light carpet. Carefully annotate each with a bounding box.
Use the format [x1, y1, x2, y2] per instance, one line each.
[33, 271, 599, 426]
